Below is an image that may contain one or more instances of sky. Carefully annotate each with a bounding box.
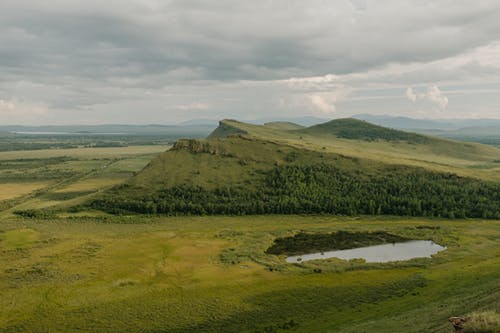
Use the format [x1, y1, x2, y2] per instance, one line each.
[0, 0, 500, 125]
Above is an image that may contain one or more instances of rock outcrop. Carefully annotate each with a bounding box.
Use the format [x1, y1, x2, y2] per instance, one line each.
[449, 317, 469, 332]
[172, 139, 228, 155]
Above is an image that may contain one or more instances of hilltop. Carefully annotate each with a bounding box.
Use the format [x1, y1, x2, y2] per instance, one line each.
[263, 121, 304, 131]
[204, 118, 500, 181]
[207, 120, 249, 139]
[298, 118, 430, 143]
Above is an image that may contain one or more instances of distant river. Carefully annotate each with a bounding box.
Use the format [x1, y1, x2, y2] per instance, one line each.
[286, 240, 446, 263]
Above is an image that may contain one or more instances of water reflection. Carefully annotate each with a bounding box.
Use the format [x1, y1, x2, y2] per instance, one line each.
[286, 240, 446, 263]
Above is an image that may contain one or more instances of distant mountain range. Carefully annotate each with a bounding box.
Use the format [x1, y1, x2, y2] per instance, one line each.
[353, 114, 500, 131]
[351, 114, 500, 146]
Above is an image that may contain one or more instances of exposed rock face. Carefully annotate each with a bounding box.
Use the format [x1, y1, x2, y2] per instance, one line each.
[172, 139, 228, 155]
[449, 317, 469, 332]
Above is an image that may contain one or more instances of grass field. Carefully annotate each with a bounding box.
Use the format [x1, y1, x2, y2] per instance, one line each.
[53, 178, 126, 193]
[0, 145, 170, 217]
[0, 182, 52, 201]
[0, 215, 498, 332]
[0, 145, 169, 160]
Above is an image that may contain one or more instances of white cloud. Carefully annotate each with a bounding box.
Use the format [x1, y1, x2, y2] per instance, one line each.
[404, 85, 449, 111]
[426, 85, 449, 110]
[406, 87, 417, 102]
[309, 94, 336, 114]
[174, 102, 211, 110]
[0, 1, 499, 123]
[0, 99, 15, 112]
[285, 74, 339, 90]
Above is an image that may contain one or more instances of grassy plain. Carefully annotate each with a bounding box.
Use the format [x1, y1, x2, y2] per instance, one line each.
[0, 182, 52, 201]
[0, 145, 169, 160]
[0, 215, 499, 333]
[0, 145, 169, 216]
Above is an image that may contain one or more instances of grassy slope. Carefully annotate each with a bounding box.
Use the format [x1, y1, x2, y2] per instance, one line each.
[130, 136, 371, 191]
[116, 118, 500, 204]
[210, 119, 500, 182]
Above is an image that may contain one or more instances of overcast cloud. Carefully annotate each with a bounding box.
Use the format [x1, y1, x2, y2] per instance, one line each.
[0, 0, 499, 124]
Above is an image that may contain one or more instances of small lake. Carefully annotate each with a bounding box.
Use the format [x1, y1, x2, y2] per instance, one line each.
[286, 240, 446, 263]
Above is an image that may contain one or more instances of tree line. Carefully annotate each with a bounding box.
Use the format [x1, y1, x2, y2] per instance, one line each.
[91, 164, 500, 219]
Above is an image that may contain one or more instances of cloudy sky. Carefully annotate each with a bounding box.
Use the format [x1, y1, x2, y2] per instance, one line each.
[1, 0, 500, 125]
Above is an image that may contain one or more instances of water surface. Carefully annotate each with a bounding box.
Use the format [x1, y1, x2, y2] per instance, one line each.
[286, 240, 446, 263]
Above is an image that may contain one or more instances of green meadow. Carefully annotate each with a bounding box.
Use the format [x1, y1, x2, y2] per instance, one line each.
[0, 215, 499, 332]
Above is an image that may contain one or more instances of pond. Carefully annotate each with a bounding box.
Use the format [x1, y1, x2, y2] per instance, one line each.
[285, 240, 446, 263]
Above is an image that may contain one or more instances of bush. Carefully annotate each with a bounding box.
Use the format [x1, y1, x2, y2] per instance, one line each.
[13, 209, 55, 219]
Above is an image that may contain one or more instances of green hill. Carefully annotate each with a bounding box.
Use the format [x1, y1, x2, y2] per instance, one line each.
[203, 118, 500, 181]
[299, 118, 430, 143]
[91, 132, 500, 218]
[89, 118, 500, 218]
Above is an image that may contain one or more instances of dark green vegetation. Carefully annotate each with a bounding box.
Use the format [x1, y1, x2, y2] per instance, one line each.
[12, 209, 56, 219]
[91, 136, 500, 219]
[265, 231, 410, 256]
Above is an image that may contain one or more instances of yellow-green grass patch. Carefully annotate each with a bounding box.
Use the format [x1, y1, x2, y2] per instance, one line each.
[102, 157, 154, 174]
[0, 182, 51, 201]
[0, 228, 39, 249]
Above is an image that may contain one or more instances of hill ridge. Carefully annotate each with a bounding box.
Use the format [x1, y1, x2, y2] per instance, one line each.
[298, 118, 430, 143]
[207, 120, 249, 139]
